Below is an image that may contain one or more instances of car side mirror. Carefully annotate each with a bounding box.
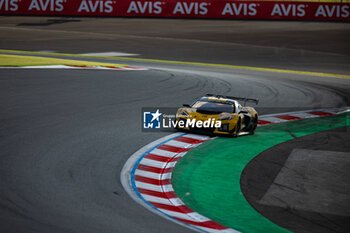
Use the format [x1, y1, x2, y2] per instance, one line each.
[183, 104, 191, 108]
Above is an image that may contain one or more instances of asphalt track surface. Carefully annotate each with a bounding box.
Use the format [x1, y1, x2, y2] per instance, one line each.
[241, 126, 350, 233]
[0, 17, 350, 233]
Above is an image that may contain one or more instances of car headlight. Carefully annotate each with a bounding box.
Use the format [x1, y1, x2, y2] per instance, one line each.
[218, 124, 229, 132]
[219, 113, 233, 120]
[179, 109, 190, 117]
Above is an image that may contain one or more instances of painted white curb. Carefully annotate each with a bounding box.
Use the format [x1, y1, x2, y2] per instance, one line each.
[121, 107, 349, 233]
[258, 107, 349, 125]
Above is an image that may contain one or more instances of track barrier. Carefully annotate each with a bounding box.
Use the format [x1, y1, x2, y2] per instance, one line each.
[1, 0, 349, 21]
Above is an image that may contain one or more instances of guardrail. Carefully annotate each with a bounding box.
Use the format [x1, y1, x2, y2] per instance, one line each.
[1, 0, 349, 21]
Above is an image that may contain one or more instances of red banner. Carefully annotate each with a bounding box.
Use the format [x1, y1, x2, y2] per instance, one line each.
[0, 0, 349, 21]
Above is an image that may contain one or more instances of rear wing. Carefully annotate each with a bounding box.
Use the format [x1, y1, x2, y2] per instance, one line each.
[205, 94, 259, 105]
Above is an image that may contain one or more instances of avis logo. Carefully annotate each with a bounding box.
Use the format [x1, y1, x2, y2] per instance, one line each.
[271, 4, 306, 17]
[221, 3, 257, 16]
[315, 5, 349, 18]
[0, 0, 19, 11]
[127, 1, 163, 14]
[28, 0, 64, 12]
[78, 0, 114, 13]
[172, 2, 208, 15]
[143, 109, 162, 129]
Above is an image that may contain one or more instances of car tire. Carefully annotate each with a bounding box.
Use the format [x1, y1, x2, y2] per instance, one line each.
[232, 117, 241, 137]
[249, 116, 258, 135]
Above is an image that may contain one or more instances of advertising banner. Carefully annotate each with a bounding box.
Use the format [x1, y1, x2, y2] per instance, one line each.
[0, 0, 349, 21]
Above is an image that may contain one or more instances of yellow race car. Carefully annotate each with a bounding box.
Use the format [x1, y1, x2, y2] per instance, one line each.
[175, 94, 258, 137]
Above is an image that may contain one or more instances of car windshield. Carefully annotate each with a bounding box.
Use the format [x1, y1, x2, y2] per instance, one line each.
[192, 101, 234, 114]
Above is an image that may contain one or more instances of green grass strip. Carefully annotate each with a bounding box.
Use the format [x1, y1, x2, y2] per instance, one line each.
[1, 49, 349, 79]
[172, 113, 350, 233]
[0, 54, 127, 68]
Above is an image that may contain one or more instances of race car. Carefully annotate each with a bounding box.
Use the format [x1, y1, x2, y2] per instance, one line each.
[175, 94, 258, 137]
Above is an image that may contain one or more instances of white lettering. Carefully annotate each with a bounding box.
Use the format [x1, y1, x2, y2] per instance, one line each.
[196, 120, 203, 128]
[186, 119, 196, 128]
[222, 3, 256, 16]
[315, 5, 327, 17]
[281, 4, 292, 16]
[137, 1, 147, 13]
[0, 0, 7, 10]
[162, 118, 171, 128]
[154, 2, 162, 14]
[325, 5, 336, 17]
[127, 1, 162, 14]
[178, 120, 184, 128]
[203, 119, 211, 128]
[29, 0, 40, 11]
[88, 0, 99, 12]
[10, 0, 18, 11]
[173, 2, 184, 14]
[56, 0, 63, 11]
[323, 5, 348, 18]
[173, 2, 208, 15]
[297, 4, 305, 17]
[342, 5, 349, 18]
[127, 1, 137, 13]
[271, 4, 305, 17]
[0, 0, 19, 11]
[222, 3, 233, 15]
[28, 0, 64, 12]
[326, 5, 348, 18]
[78, 0, 114, 13]
[316, 5, 349, 18]
[232, 3, 244, 15]
[249, 4, 257, 16]
[199, 3, 208, 15]
[171, 118, 223, 129]
[105, 1, 113, 13]
[271, 4, 282, 16]
[40, 0, 50, 11]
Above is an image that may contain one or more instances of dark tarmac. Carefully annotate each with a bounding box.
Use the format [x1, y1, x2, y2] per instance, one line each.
[241, 127, 350, 233]
[0, 16, 349, 233]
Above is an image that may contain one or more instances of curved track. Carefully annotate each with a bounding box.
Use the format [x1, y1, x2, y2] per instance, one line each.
[241, 126, 350, 233]
[0, 17, 349, 233]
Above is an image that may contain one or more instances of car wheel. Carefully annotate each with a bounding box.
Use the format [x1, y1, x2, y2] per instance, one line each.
[232, 118, 241, 137]
[249, 116, 258, 135]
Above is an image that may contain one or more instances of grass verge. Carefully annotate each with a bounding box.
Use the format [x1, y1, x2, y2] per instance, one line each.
[172, 113, 349, 233]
